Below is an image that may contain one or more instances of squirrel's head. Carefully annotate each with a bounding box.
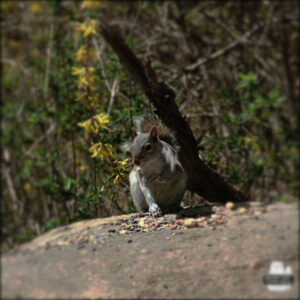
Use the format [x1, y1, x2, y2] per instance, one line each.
[127, 127, 163, 169]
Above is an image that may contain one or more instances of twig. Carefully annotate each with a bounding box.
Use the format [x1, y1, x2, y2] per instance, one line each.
[92, 38, 112, 96]
[24, 123, 56, 157]
[202, 10, 271, 74]
[107, 78, 119, 114]
[43, 23, 54, 103]
[1, 58, 30, 75]
[184, 21, 265, 71]
[118, 91, 135, 131]
[2, 166, 19, 211]
[202, 10, 237, 40]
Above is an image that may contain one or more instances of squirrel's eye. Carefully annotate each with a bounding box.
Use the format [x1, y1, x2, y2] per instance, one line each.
[145, 144, 152, 151]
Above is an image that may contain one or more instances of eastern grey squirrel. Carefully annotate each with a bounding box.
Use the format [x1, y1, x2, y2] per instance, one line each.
[122, 113, 187, 216]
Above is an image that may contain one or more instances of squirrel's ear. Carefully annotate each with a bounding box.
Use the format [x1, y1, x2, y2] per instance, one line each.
[132, 128, 137, 137]
[150, 127, 158, 140]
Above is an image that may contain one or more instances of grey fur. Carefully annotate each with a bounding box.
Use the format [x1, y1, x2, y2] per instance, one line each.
[124, 113, 187, 215]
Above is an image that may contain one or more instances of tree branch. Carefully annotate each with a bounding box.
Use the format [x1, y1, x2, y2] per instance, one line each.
[184, 21, 265, 71]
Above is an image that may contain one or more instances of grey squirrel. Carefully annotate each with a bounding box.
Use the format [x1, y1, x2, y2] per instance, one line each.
[122, 113, 187, 216]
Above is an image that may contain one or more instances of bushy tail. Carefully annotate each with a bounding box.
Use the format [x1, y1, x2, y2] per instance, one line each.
[134, 112, 177, 147]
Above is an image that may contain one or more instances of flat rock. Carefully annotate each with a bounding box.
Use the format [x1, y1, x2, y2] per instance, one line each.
[2, 202, 298, 299]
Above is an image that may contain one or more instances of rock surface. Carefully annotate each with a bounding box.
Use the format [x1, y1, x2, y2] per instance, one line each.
[2, 201, 298, 299]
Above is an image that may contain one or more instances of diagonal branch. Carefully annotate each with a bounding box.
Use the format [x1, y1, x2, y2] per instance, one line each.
[98, 20, 247, 203]
[184, 21, 265, 71]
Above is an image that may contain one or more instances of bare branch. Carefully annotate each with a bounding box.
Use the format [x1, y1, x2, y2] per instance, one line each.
[24, 123, 57, 158]
[184, 21, 265, 71]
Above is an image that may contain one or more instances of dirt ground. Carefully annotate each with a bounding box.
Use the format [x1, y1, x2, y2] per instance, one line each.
[2, 201, 299, 299]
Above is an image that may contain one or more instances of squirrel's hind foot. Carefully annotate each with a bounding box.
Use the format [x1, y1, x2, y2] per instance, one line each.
[149, 203, 162, 217]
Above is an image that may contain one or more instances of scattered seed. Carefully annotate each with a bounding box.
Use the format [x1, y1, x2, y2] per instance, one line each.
[216, 216, 224, 224]
[138, 218, 146, 226]
[254, 211, 261, 217]
[225, 202, 234, 209]
[238, 207, 247, 214]
[184, 218, 198, 228]
[170, 224, 178, 230]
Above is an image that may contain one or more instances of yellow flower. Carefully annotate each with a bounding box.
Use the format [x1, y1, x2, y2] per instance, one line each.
[113, 159, 129, 171]
[79, 73, 97, 89]
[24, 182, 33, 193]
[78, 118, 93, 135]
[89, 143, 101, 157]
[78, 113, 109, 135]
[29, 2, 43, 14]
[72, 66, 95, 76]
[90, 49, 97, 61]
[75, 46, 97, 62]
[77, 76, 89, 88]
[71, 67, 85, 77]
[243, 137, 261, 157]
[114, 173, 127, 185]
[72, 66, 97, 89]
[81, 0, 101, 10]
[212, 157, 226, 170]
[89, 143, 113, 160]
[79, 164, 88, 172]
[77, 19, 99, 38]
[75, 46, 87, 62]
[94, 113, 109, 128]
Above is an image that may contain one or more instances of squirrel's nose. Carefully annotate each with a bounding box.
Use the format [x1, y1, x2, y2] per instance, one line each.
[133, 159, 140, 166]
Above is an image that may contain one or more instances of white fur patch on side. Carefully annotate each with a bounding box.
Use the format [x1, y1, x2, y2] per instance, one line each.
[129, 169, 138, 185]
[160, 140, 182, 172]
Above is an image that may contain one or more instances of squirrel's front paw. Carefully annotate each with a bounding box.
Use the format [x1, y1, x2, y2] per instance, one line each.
[149, 203, 162, 217]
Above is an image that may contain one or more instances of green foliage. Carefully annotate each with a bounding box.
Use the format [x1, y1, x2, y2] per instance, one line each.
[201, 72, 298, 193]
[41, 217, 67, 233]
[15, 229, 37, 244]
